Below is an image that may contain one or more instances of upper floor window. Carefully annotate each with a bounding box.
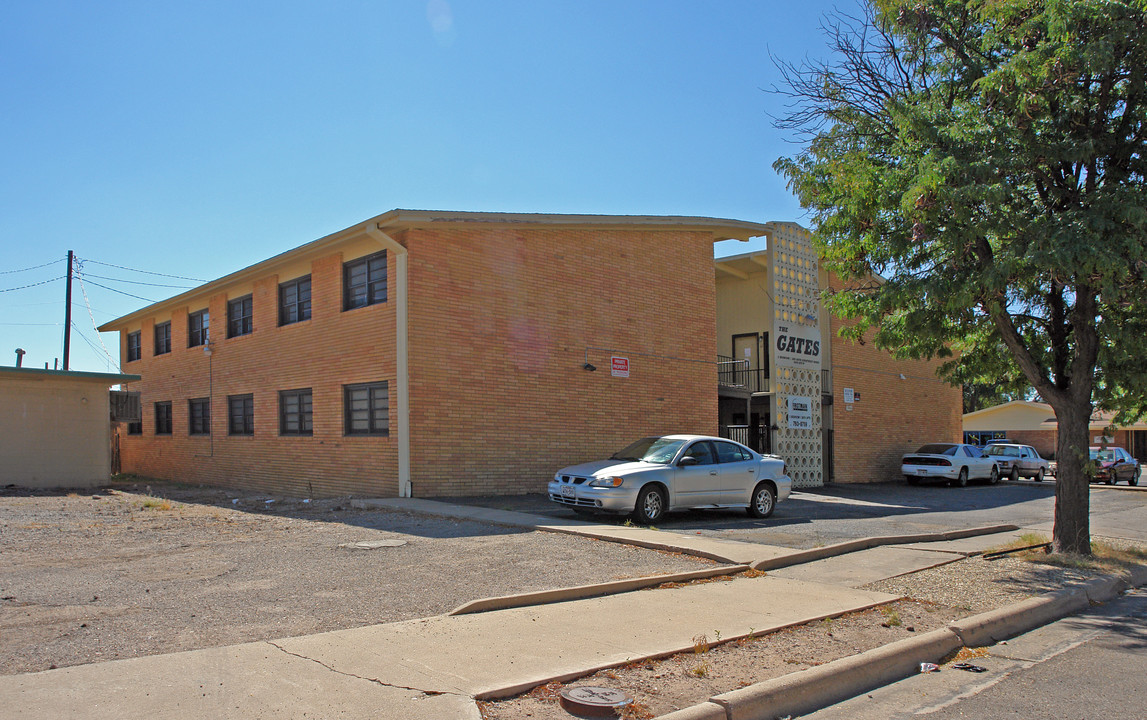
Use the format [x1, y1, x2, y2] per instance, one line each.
[343, 252, 387, 310]
[279, 276, 311, 326]
[279, 388, 313, 436]
[188, 310, 209, 347]
[344, 381, 389, 436]
[154, 322, 171, 356]
[155, 401, 173, 435]
[189, 398, 210, 435]
[228, 295, 253, 338]
[126, 331, 141, 362]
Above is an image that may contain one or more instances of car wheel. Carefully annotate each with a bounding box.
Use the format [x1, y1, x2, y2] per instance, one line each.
[1132, 467, 1140, 487]
[1035, 468, 1045, 482]
[951, 467, 968, 488]
[989, 466, 999, 485]
[747, 482, 777, 519]
[633, 485, 667, 524]
[1010, 467, 1020, 483]
[1106, 475, 1115, 485]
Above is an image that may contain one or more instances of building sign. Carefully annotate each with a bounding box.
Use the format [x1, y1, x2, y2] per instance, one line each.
[774, 323, 822, 371]
[787, 396, 813, 429]
[842, 387, 860, 404]
[610, 356, 629, 378]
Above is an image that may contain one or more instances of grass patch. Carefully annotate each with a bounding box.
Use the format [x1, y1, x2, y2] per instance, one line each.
[140, 497, 175, 511]
[990, 533, 1147, 571]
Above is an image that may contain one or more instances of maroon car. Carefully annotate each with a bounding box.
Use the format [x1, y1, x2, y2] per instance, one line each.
[1090, 446, 1142, 486]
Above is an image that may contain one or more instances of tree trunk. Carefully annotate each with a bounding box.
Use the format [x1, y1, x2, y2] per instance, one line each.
[1051, 399, 1093, 555]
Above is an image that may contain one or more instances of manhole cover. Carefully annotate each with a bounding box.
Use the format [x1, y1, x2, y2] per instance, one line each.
[338, 539, 407, 550]
[558, 686, 633, 716]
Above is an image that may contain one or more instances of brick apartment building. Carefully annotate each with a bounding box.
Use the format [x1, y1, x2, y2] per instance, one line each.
[100, 210, 772, 498]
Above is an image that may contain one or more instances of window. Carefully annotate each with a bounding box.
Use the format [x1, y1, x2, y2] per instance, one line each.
[279, 276, 311, 326]
[188, 310, 209, 347]
[126, 331, 141, 362]
[343, 252, 388, 310]
[279, 388, 313, 436]
[344, 382, 389, 436]
[682, 441, 716, 465]
[714, 441, 752, 463]
[155, 401, 172, 435]
[228, 394, 254, 435]
[154, 322, 171, 355]
[127, 420, 142, 435]
[189, 398, 210, 435]
[228, 295, 253, 338]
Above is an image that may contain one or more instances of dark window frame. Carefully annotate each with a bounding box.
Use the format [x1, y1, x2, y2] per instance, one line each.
[228, 295, 253, 338]
[343, 381, 390, 436]
[189, 398, 211, 435]
[343, 251, 388, 311]
[228, 394, 254, 436]
[155, 401, 173, 435]
[127, 420, 143, 435]
[154, 322, 172, 356]
[126, 331, 141, 362]
[278, 276, 311, 326]
[279, 388, 313, 436]
[188, 309, 210, 348]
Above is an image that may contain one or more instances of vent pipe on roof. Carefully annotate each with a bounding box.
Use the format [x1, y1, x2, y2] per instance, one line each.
[15, 348, 25, 368]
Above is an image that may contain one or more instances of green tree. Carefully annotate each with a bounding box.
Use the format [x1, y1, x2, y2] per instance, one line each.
[774, 0, 1147, 554]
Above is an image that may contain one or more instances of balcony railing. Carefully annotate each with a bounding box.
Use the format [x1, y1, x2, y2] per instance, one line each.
[717, 356, 770, 393]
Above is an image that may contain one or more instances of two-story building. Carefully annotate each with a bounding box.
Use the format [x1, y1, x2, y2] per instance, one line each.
[99, 210, 772, 498]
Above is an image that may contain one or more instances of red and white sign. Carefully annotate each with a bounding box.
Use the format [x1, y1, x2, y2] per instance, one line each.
[610, 356, 630, 378]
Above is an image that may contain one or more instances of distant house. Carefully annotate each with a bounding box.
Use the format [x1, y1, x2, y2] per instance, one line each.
[963, 400, 1147, 460]
[0, 367, 140, 488]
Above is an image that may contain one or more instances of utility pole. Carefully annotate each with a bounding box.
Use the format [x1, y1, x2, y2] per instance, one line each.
[63, 250, 73, 370]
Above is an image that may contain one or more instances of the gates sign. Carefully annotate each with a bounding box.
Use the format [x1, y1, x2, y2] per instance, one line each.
[774, 323, 822, 370]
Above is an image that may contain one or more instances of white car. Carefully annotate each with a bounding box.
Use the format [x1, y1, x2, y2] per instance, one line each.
[902, 443, 1000, 487]
[548, 435, 792, 523]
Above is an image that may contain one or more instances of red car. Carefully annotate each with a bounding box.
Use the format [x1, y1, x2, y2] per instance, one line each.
[1090, 446, 1142, 486]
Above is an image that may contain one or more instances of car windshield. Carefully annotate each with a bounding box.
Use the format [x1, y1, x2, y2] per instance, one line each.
[1090, 448, 1117, 462]
[915, 444, 957, 456]
[986, 445, 1021, 457]
[611, 437, 687, 464]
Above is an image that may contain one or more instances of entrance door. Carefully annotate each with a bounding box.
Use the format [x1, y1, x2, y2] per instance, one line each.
[733, 333, 759, 391]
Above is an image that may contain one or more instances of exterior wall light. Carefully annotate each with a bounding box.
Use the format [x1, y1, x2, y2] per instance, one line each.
[583, 363, 596, 372]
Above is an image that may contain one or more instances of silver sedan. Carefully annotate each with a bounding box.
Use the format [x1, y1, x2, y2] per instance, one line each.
[547, 435, 791, 523]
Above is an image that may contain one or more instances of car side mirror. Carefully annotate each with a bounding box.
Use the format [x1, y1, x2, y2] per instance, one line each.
[678, 456, 699, 467]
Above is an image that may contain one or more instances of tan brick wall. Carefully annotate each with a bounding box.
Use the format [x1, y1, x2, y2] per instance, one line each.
[827, 279, 963, 483]
[403, 226, 717, 496]
[118, 248, 398, 497]
[115, 225, 718, 498]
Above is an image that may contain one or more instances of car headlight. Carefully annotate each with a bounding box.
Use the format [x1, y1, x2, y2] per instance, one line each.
[588, 476, 624, 488]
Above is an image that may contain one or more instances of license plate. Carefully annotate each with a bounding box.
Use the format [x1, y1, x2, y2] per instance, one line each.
[918, 469, 927, 475]
[561, 485, 575, 498]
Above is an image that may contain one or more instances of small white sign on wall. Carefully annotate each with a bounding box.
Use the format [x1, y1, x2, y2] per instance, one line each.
[788, 396, 813, 429]
[843, 387, 855, 404]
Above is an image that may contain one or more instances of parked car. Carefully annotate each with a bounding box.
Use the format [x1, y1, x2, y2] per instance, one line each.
[901, 443, 1000, 487]
[548, 435, 792, 523]
[984, 443, 1050, 482]
[1090, 446, 1142, 486]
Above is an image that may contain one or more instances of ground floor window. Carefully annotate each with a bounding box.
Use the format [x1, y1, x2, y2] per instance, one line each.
[279, 388, 313, 436]
[229, 394, 254, 435]
[155, 402, 172, 435]
[189, 398, 210, 435]
[344, 381, 389, 436]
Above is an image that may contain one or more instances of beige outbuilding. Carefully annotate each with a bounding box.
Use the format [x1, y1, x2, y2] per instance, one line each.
[0, 367, 140, 489]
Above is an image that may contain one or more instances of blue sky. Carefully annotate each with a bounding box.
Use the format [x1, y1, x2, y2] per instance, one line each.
[1, 1, 847, 373]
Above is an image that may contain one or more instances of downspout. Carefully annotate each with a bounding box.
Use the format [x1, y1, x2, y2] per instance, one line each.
[365, 225, 412, 498]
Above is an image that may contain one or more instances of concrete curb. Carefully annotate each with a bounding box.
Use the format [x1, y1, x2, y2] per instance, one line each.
[659, 564, 1147, 720]
[449, 564, 749, 615]
[750, 524, 1020, 571]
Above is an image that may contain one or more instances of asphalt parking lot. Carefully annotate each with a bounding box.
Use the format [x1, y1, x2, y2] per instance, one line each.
[445, 479, 1147, 550]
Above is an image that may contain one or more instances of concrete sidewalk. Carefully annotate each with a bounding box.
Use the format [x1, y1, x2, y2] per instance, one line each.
[0, 498, 1026, 720]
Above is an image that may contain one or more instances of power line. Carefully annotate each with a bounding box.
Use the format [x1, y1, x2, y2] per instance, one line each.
[76, 270, 195, 289]
[78, 278, 157, 303]
[77, 257, 206, 283]
[0, 259, 63, 275]
[71, 322, 119, 371]
[75, 272, 118, 367]
[0, 276, 65, 293]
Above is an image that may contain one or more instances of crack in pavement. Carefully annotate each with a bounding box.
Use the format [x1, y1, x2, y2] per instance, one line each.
[265, 641, 465, 698]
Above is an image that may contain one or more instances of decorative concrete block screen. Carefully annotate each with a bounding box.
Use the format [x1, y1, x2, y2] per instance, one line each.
[770, 223, 824, 488]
